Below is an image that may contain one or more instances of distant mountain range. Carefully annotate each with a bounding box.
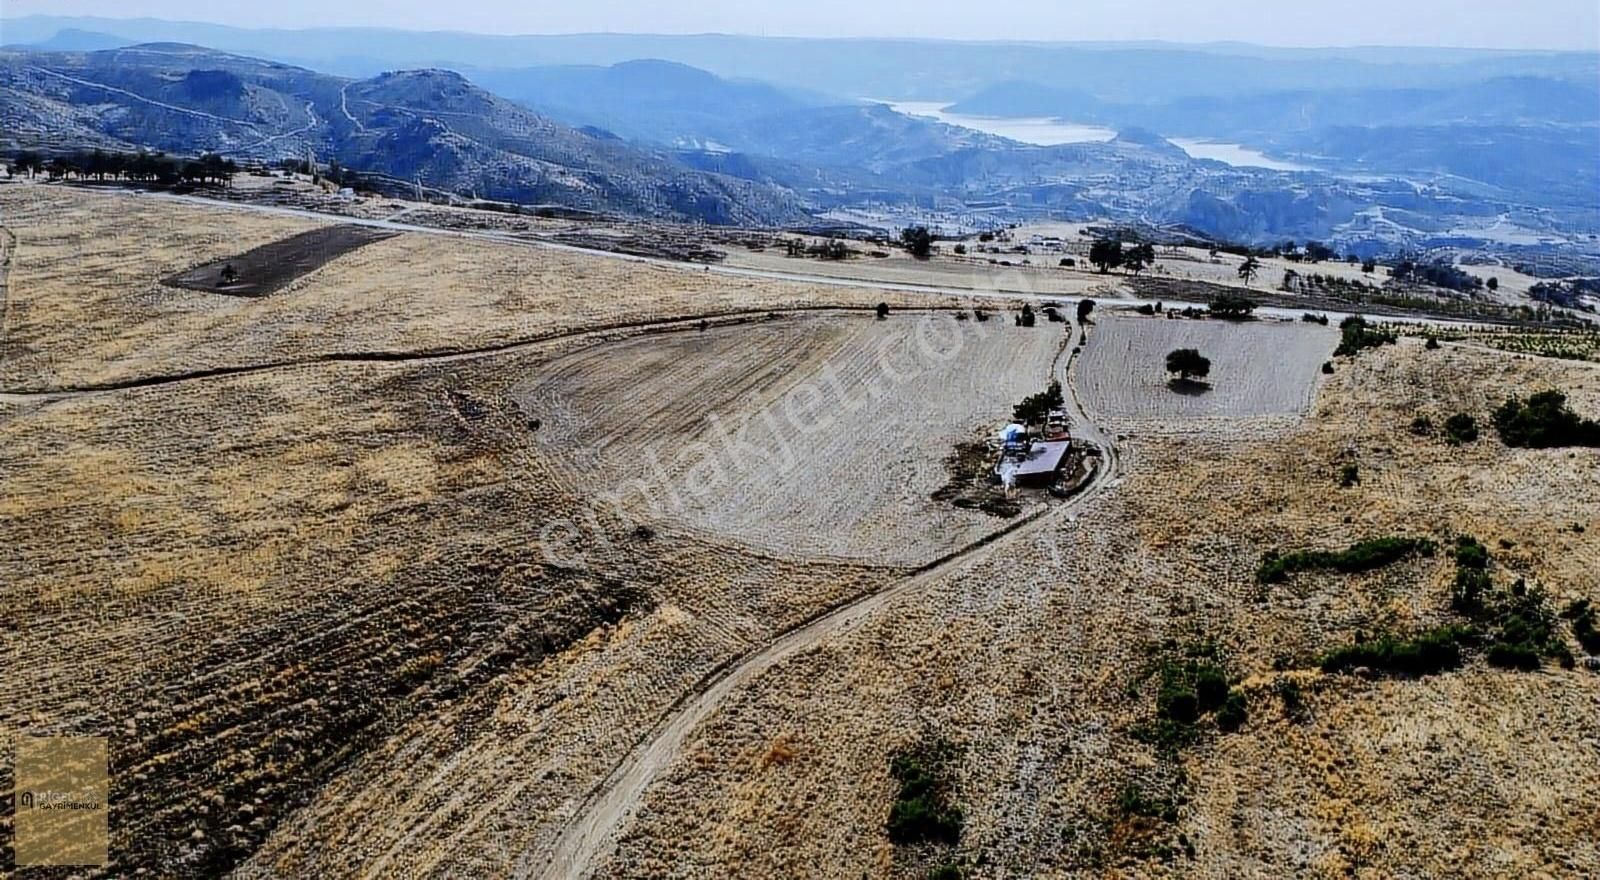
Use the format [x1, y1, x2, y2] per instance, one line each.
[8, 16, 1598, 99]
[0, 44, 813, 224]
[464, 60, 1013, 171]
[2, 29, 1596, 268]
[949, 76, 1600, 133]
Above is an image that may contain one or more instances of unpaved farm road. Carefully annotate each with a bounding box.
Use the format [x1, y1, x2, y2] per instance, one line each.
[87, 186, 1503, 330]
[524, 338, 1123, 880]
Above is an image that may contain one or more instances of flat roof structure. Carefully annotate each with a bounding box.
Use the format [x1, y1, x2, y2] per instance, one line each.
[1011, 439, 1071, 482]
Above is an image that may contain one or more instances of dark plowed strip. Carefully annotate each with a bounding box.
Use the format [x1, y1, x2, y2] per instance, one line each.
[162, 226, 398, 297]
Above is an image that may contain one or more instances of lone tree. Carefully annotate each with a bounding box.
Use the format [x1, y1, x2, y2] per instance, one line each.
[1122, 242, 1156, 276]
[1237, 255, 1262, 286]
[1089, 239, 1123, 274]
[1076, 298, 1096, 324]
[875, 302, 890, 320]
[1166, 348, 1212, 383]
[901, 226, 934, 259]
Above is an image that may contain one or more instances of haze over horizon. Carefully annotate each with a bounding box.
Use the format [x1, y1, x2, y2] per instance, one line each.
[7, 0, 1600, 51]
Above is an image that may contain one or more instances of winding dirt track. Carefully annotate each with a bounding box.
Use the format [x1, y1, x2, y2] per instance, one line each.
[524, 330, 1123, 880]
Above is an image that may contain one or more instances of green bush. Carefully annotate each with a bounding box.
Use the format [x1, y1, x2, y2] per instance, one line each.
[1157, 683, 1199, 724]
[1334, 316, 1397, 357]
[1257, 537, 1436, 584]
[1320, 626, 1472, 676]
[1453, 536, 1489, 572]
[1338, 463, 1360, 487]
[1215, 690, 1249, 731]
[1564, 600, 1600, 654]
[1451, 568, 1491, 617]
[887, 742, 963, 846]
[1443, 413, 1479, 445]
[1485, 641, 1542, 671]
[1493, 390, 1600, 448]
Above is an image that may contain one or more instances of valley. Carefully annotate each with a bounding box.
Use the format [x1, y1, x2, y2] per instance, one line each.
[1, 14, 1598, 879]
[2, 179, 1597, 878]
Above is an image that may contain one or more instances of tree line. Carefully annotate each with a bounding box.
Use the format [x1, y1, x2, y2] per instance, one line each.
[9, 149, 240, 185]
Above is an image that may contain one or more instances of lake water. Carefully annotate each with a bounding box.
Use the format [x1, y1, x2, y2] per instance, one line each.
[1168, 138, 1311, 172]
[879, 100, 1118, 145]
[875, 99, 1312, 170]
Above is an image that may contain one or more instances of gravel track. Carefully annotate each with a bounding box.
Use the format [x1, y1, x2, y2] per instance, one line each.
[528, 336, 1122, 880]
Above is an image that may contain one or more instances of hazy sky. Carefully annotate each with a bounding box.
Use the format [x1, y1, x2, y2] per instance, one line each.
[9, 0, 1600, 50]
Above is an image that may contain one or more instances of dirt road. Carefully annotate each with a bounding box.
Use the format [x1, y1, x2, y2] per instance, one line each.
[525, 334, 1123, 880]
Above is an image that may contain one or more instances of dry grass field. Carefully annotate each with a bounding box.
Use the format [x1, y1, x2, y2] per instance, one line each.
[518, 313, 1065, 563]
[596, 339, 1600, 880]
[2, 185, 1597, 879]
[0, 184, 945, 391]
[1077, 314, 1337, 434]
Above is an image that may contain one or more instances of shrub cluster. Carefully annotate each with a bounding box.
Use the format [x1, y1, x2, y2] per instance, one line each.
[1319, 626, 1473, 676]
[1256, 537, 1436, 584]
[1132, 643, 1250, 754]
[1562, 599, 1600, 655]
[1443, 413, 1479, 445]
[1208, 293, 1257, 320]
[1446, 536, 1570, 670]
[1333, 315, 1397, 357]
[1492, 390, 1600, 448]
[886, 740, 963, 846]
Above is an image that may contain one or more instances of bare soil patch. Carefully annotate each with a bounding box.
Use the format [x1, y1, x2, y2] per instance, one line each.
[163, 225, 398, 297]
[516, 312, 1066, 563]
[1078, 314, 1336, 432]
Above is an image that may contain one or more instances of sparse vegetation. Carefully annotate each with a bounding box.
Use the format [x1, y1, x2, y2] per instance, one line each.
[1493, 390, 1600, 448]
[886, 738, 964, 846]
[1208, 292, 1256, 320]
[1257, 537, 1436, 584]
[1443, 413, 1479, 445]
[1333, 315, 1397, 357]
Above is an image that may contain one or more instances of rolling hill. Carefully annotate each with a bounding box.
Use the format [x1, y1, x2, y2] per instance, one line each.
[0, 43, 814, 225]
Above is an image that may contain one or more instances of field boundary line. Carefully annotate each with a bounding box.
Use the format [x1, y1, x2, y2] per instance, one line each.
[526, 319, 1122, 880]
[0, 305, 967, 399]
